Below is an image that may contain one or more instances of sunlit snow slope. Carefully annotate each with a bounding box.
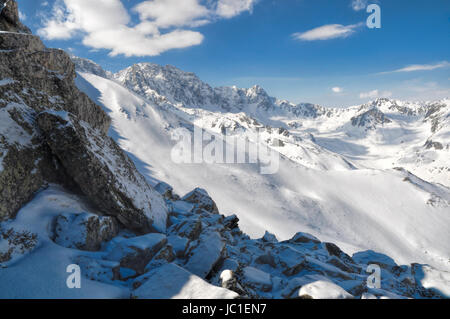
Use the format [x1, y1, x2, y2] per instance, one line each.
[75, 71, 450, 272]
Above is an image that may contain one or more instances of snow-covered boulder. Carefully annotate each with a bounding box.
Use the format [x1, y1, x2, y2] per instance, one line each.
[298, 280, 354, 299]
[352, 250, 398, 269]
[53, 212, 118, 251]
[37, 111, 168, 234]
[181, 188, 219, 214]
[105, 233, 167, 275]
[184, 231, 225, 278]
[132, 263, 239, 299]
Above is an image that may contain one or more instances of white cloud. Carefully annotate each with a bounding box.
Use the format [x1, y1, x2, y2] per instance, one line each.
[38, 0, 256, 57]
[292, 23, 363, 41]
[134, 0, 210, 28]
[378, 61, 450, 74]
[332, 87, 343, 93]
[351, 0, 368, 11]
[18, 10, 27, 21]
[216, 0, 257, 18]
[359, 89, 392, 99]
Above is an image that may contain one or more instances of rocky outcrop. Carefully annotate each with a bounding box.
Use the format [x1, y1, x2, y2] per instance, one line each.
[37, 111, 168, 233]
[1, 1, 168, 234]
[0, 0, 108, 222]
[0, 0, 30, 33]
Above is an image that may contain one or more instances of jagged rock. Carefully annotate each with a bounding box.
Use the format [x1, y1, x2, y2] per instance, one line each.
[132, 263, 239, 299]
[105, 233, 167, 275]
[167, 235, 189, 258]
[0, 1, 110, 222]
[298, 280, 354, 299]
[324, 242, 353, 263]
[145, 244, 176, 270]
[241, 266, 273, 292]
[184, 231, 225, 278]
[223, 214, 239, 230]
[275, 246, 306, 276]
[261, 231, 278, 243]
[0, 0, 30, 33]
[181, 188, 219, 214]
[289, 232, 320, 244]
[169, 217, 202, 240]
[327, 256, 357, 273]
[37, 111, 168, 233]
[53, 212, 118, 251]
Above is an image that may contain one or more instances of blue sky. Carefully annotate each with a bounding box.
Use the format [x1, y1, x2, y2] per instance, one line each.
[17, 0, 450, 107]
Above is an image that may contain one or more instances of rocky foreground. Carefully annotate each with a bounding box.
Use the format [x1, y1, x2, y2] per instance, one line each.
[0, 0, 448, 299]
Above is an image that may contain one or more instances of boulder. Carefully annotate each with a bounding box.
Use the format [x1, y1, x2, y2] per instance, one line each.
[169, 217, 202, 240]
[53, 212, 118, 251]
[184, 231, 225, 278]
[37, 111, 168, 234]
[181, 188, 219, 214]
[132, 263, 239, 299]
[105, 233, 167, 275]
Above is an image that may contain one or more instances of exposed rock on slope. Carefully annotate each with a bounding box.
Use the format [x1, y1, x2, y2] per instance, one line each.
[0, 1, 167, 233]
[37, 111, 167, 233]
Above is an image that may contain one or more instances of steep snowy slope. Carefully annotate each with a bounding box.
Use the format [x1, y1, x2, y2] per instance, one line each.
[75, 71, 450, 272]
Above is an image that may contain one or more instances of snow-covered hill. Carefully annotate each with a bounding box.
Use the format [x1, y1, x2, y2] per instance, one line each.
[73, 63, 450, 274]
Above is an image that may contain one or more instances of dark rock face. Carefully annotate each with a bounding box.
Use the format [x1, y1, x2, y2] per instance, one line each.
[1, 0, 167, 236]
[37, 111, 168, 234]
[0, 0, 31, 33]
[351, 108, 392, 129]
[0, 0, 109, 222]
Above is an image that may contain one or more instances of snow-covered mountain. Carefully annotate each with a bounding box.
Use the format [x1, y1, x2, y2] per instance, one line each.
[1, 0, 449, 299]
[107, 61, 450, 187]
[71, 58, 450, 276]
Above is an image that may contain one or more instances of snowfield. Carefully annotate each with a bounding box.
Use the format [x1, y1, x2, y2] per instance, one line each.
[74, 71, 450, 273]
